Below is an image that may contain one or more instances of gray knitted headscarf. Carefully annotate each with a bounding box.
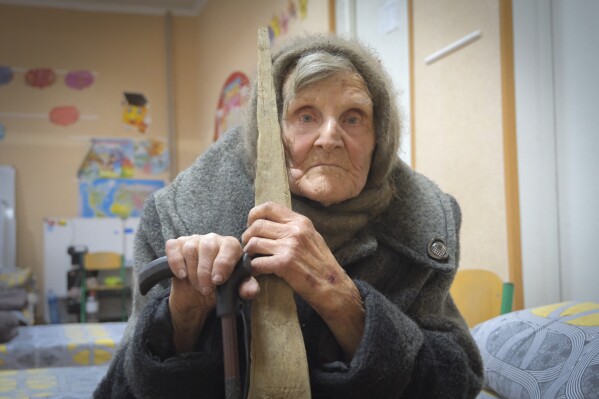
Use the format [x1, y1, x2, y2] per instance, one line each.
[242, 34, 401, 251]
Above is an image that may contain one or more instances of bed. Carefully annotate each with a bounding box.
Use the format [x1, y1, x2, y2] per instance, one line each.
[0, 322, 124, 398]
[0, 322, 126, 370]
[0, 364, 108, 398]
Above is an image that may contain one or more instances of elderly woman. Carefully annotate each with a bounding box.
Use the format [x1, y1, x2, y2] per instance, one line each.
[94, 34, 483, 398]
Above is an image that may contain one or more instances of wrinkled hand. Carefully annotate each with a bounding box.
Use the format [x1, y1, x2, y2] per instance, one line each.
[241, 202, 364, 358]
[164, 234, 259, 353]
[242, 202, 344, 308]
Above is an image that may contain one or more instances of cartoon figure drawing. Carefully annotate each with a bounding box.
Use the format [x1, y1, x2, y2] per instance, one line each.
[122, 92, 151, 133]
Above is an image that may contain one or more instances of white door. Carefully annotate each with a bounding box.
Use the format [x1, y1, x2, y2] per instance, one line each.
[335, 0, 412, 165]
[551, 0, 599, 302]
[514, 0, 599, 306]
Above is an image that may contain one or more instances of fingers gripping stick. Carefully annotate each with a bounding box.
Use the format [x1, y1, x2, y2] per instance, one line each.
[138, 253, 253, 316]
[138, 253, 252, 399]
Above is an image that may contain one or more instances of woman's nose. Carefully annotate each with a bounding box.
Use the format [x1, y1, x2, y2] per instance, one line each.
[315, 118, 343, 152]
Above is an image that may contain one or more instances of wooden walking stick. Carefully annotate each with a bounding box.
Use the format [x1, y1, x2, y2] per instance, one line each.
[247, 27, 311, 398]
[137, 26, 311, 399]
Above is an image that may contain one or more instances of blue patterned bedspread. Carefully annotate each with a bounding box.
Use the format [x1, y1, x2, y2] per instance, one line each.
[0, 322, 126, 370]
[0, 365, 108, 398]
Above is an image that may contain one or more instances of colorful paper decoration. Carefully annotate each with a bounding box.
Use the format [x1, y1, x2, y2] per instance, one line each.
[299, 0, 308, 19]
[267, 0, 309, 44]
[288, 0, 297, 18]
[122, 92, 151, 134]
[1, 66, 97, 89]
[214, 72, 250, 141]
[49, 106, 80, 126]
[65, 70, 95, 90]
[25, 68, 56, 88]
[0, 66, 13, 86]
[134, 139, 169, 175]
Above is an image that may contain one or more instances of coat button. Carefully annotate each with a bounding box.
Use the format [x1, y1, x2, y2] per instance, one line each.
[427, 238, 448, 261]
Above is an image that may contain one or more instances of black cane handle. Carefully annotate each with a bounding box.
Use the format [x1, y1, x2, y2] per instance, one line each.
[138, 253, 252, 317]
[216, 253, 252, 317]
[138, 256, 172, 295]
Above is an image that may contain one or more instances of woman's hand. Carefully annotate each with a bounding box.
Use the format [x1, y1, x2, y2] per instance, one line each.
[241, 202, 365, 358]
[164, 234, 259, 353]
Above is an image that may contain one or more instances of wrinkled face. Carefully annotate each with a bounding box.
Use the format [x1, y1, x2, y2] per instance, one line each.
[282, 71, 375, 206]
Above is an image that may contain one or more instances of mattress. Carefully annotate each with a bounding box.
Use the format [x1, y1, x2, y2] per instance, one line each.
[0, 364, 108, 398]
[0, 322, 126, 370]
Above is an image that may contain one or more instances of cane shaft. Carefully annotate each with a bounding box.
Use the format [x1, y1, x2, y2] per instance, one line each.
[222, 316, 241, 399]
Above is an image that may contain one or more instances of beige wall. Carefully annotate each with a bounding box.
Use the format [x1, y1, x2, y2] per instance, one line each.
[172, 15, 201, 172]
[0, 1, 329, 320]
[411, 0, 510, 281]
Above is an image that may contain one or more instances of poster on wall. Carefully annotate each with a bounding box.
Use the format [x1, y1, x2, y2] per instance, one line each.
[78, 138, 135, 180]
[79, 178, 164, 218]
[214, 72, 250, 141]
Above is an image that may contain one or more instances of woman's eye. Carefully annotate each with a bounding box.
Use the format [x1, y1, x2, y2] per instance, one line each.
[345, 114, 361, 125]
[299, 114, 314, 123]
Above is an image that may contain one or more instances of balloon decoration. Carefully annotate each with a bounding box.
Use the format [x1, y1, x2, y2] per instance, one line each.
[49, 106, 80, 126]
[0, 66, 13, 86]
[65, 70, 95, 90]
[25, 68, 56, 88]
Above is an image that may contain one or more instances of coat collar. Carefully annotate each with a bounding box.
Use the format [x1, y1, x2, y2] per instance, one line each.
[334, 160, 459, 273]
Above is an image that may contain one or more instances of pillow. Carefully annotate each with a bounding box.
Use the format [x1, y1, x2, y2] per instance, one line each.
[0, 267, 32, 289]
[471, 301, 599, 399]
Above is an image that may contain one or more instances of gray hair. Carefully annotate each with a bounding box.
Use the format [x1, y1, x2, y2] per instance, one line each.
[281, 52, 370, 117]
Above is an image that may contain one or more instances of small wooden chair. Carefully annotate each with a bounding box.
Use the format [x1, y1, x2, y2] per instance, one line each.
[450, 269, 514, 328]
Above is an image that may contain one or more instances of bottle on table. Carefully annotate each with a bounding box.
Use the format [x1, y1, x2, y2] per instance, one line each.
[86, 291, 99, 323]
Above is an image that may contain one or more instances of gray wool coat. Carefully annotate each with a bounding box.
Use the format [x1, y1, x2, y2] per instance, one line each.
[93, 128, 484, 399]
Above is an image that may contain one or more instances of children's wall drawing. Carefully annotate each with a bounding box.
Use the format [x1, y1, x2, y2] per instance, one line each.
[79, 178, 164, 218]
[78, 139, 135, 180]
[77, 138, 167, 217]
[122, 92, 151, 134]
[214, 72, 250, 141]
